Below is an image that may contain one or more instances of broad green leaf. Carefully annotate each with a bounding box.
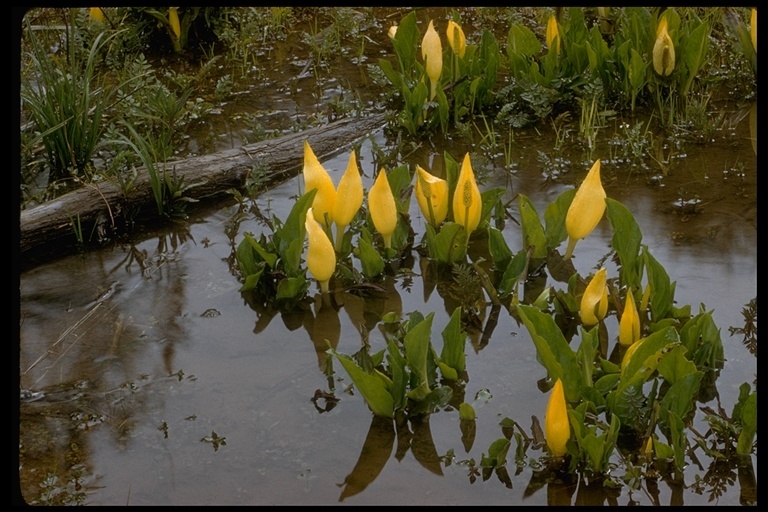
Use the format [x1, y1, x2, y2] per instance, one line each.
[517, 305, 581, 402]
[679, 307, 724, 369]
[736, 390, 757, 455]
[440, 306, 466, 376]
[404, 313, 434, 401]
[519, 194, 547, 259]
[643, 247, 674, 321]
[487, 227, 513, 269]
[658, 371, 702, 425]
[606, 198, 643, 290]
[544, 187, 575, 250]
[356, 237, 386, 279]
[428, 222, 468, 264]
[331, 349, 395, 418]
[497, 248, 529, 298]
[480, 188, 506, 231]
[275, 189, 315, 255]
[275, 275, 306, 300]
[459, 402, 476, 421]
[387, 339, 408, 411]
[656, 345, 696, 385]
[615, 326, 679, 395]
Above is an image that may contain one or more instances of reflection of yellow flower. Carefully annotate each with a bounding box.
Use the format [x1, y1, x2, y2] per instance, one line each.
[619, 289, 641, 346]
[422, 20, 443, 100]
[388, 25, 398, 40]
[546, 15, 560, 55]
[332, 150, 364, 251]
[564, 159, 606, 259]
[653, 16, 675, 76]
[751, 8, 757, 53]
[446, 20, 466, 58]
[89, 7, 105, 23]
[169, 7, 181, 40]
[545, 378, 570, 458]
[368, 169, 398, 249]
[303, 141, 336, 228]
[415, 165, 448, 227]
[580, 267, 608, 326]
[305, 207, 336, 294]
[452, 153, 482, 237]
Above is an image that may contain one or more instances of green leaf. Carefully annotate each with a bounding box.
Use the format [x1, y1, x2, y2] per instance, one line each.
[404, 313, 434, 401]
[518, 194, 547, 259]
[658, 370, 702, 426]
[544, 188, 575, 250]
[331, 349, 395, 418]
[274, 189, 316, 255]
[517, 305, 581, 402]
[459, 402, 476, 421]
[275, 275, 307, 300]
[643, 247, 674, 321]
[440, 306, 466, 376]
[679, 307, 724, 370]
[356, 237, 386, 279]
[497, 248, 529, 298]
[487, 227, 513, 269]
[736, 390, 757, 455]
[606, 198, 643, 290]
[428, 222, 468, 264]
[656, 345, 697, 385]
[615, 326, 679, 396]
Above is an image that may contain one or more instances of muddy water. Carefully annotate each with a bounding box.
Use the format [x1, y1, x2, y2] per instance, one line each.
[19, 120, 756, 504]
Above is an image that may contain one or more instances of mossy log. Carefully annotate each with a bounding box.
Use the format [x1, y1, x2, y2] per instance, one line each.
[19, 114, 386, 268]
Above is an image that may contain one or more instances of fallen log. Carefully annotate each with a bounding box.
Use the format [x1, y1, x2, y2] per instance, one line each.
[19, 113, 387, 268]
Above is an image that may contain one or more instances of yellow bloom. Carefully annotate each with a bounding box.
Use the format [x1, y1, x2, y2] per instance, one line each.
[546, 15, 561, 55]
[640, 282, 651, 312]
[619, 289, 641, 346]
[89, 7, 105, 23]
[414, 165, 448, 227]
[446, 20, 466, 58]
[388, 25, 398, 40]
[303, 141, 337, 228]
[422, 20, 443, 100]
[305, 207, 336, 294]
[169, 7, 181, 40]
[751, 8, 757, 54]
[332, 150, 364, 251]
[580, 267, 608, 326]
[564, 159, 606, 259]
[653, 16, 675, 76]
[452, 153, 482, 237]
[545, 378, 570, 458]
[368, 169, 398, 249]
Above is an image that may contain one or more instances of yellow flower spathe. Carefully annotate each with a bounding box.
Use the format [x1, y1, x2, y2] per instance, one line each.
[388, 25, 398, 40]
[332, 150, 364, 251]
[580, 267, 608, 326]
[545, 378, 570, 458]
[619, 289, 641, 346]
[303, 140, 337, 228]
[751, 8, 757, 53]
[415, 165, 449, 227]
[446, 20, 466, 58]
[653, 16, 675, 76]
[305, 207, 336, 294]
[89, 7, 105, 23]
[368, 169, 398, 249]
[422, 20, 443, 100]
[546, 15, 561, 55]
[169, 7, 181, 40]
[564, 159, 606, 259]
[452, 153, 482, 237]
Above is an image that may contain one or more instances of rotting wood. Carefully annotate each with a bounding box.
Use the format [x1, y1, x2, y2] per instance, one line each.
[19, 114, 387, 267]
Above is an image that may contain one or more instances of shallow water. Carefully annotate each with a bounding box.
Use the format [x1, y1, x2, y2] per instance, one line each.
[19, 121, 756, 504]
[18, 7, 756, 505]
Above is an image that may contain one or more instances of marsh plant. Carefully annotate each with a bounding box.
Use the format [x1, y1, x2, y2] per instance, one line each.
[231, 141, 755, 489]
